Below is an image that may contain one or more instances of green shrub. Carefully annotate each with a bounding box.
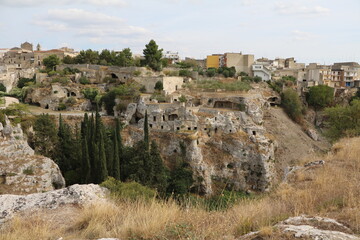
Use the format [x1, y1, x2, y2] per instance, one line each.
[51, 77, 69, 84]
[307, 85, 334, 110]
[79, 76, 90, 85]
[324, 100, 360, 141]
[65, 97, 76, 106]
[62, 67, 80, 75]
[23, 166, 34, 175]
[17, 77, 35, 88]
[82, 88, 99, 103]
[206, 68, 216, 77]
[133, 70, 141, 76]
[48, 70, 57, 77]
[154, 81, 163, 91]
[179, 95, 187, 103]
[100, 177, 156, 201]
[0, 83, 6, 92]
[58, 103, 66, 111]
[281, 88, 303, 123]
[253, 76, 262, 83]
[179, 69, 192, 77]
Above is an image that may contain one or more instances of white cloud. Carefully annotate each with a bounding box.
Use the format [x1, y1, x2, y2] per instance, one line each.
[292, 30, 315, 41]
[0, 0, 127, 7]
[33, 8, 149, 42]
[241, 0, 255, 6]
[275, 2, 330, 16]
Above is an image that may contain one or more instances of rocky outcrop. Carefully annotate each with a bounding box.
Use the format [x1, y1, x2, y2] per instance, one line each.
[122, 90, 276, 195]
[0, 116, 65, 194]
[240, 215, 359, 240]
[0, 184, 108, 224]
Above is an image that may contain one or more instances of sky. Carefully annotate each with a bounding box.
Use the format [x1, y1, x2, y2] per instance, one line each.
[0, 0, 359, 64]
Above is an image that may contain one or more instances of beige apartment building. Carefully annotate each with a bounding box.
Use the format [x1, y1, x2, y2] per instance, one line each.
[223, 52, 254, 74]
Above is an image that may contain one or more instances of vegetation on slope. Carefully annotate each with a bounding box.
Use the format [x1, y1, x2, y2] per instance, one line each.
[2, 136, 360, 239]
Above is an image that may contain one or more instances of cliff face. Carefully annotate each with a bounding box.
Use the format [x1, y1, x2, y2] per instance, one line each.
[122, 89, 277, 195]
[0, 116, 65, 195]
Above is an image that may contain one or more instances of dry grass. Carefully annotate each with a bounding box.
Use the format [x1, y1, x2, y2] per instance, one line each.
[2, 137, 360, 239]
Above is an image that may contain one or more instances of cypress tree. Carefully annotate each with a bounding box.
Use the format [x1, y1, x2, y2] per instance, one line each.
[82, 135, 91, 183]
[115, 118, 124, 180]
[88, 113, 95, 176]
[113, 128, 120, 180]
[105, 128, 114, 177]
[144, 111, 149, 151]
[98, 130, 108, 183]
[149, 140, 168, 194]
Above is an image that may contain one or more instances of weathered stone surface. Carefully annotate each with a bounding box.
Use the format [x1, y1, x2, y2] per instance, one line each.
[239, 215, 359, 240]
[122, 90, 277, 195]
[0, 184, 108, 224]
[306, 128, 319, 141]
[277, 216, 359, 240]
[0, 116, 65, 194]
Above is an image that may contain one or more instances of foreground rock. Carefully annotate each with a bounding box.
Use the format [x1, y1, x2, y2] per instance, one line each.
[240, 215, 359, 240]
[0, 116, 65, 194]
[0, 184, 108, 224]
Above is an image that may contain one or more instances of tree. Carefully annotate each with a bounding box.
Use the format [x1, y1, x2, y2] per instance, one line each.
[43, 55, 61, 71]
[324, 100, 360, 141]
[32, 114, 58, 158]
[143, 40, 163, 71]
[0, 83, 6, 92]
[149, 140, 169, 194]
[113, 128, 120, 180]
[281, 88, 303, 123]
[206, 68, 216, 77]
[144, 111, 150, 151]
[154, 81, 163, 91]
[62, 55, 74, 64]
[307, 85, 334, 110]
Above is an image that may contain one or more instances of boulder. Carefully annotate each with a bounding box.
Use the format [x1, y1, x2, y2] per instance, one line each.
[0, 184, 108, 224]
[306, 128, 319, 141]
[0, 117, 65, 194]
[240, 215, 359, 240]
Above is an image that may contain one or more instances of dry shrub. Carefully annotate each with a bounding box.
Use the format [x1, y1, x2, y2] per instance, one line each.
[0, 215, 61, 240]
[69, 199, 180, 239]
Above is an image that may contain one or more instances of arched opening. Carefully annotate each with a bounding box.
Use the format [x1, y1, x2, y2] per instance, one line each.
[71, 92, 76, 97]
[45, 104, 49, 109]
[168, 114, 178, 121]
[111, 73, 119, 79]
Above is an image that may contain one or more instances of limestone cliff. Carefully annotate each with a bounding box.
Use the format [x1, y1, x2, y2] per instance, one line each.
[0, 116, 65, 195]
[121, 89, 278, 195]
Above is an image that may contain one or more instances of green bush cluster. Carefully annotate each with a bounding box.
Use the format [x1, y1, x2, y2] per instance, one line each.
[17, 77, 35, 88]
[307, 85, 334, 109]
[101, 177, 156, 201]
[79, 76, 90, 85]
[179, 69, 192, 77]
[324, 99, 360, 141]
[51, 77, 69, 84]
[0, 83, 6, 92]
[281, 89, 303, 123]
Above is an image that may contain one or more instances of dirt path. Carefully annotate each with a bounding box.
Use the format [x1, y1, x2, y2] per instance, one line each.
[264, 107, 330, 173]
